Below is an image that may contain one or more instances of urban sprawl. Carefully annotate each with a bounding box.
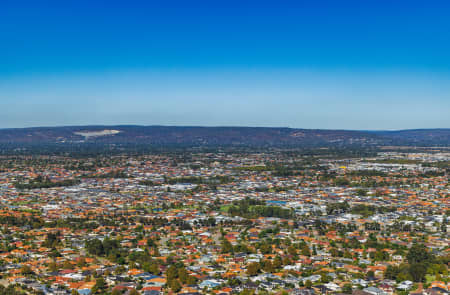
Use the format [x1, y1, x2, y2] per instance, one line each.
[0, 148, 448, 295]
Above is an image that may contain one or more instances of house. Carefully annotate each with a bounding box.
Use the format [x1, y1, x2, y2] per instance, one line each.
[397, 280, 413, 291]
[363, 286, 387, 295]
[291, 289, 316, 295]
[378, 283, 395, 295]
[424, 287, 449, 295]
[198, 279, 222, 289]
[351, 279, 368, 287]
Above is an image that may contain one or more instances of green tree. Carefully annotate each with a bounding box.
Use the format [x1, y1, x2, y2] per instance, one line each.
[300, 244, 311, 256]
[273, 255, 282, 269]
[409, 263, 427, 282]
[407, 243, 433, 265]
[246, 262, 260, 276]
[169, 279, 182, 292]
[342, 283, 352, 294]
[288, 245, 297, 256]
[221, 239, 233, 254]
[166, 265, 178, 280]
[262, 260, 274, 273]
[305, 280, 312, 289]
[178, 267, 188, 284]
[85, 239, 104, 256]
[92, 277, 107, 294]
[20, 265, 33, 275]
[407, 243, 435, 282]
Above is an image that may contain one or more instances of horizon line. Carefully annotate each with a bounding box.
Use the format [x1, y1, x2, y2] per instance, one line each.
[0, 124, 449, 133]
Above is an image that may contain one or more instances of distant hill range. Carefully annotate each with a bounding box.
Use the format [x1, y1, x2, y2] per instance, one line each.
[0, 126, 449, 147]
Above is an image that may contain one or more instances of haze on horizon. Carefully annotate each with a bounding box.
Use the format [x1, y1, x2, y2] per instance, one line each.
[1, 1, 450, 130]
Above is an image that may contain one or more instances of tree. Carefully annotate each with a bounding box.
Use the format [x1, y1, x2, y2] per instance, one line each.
[287, 245, 297, 256]
[77, 258, 86, 268]
[49, 249, 61, 258]
[143, 261, 159, 275]
[356, 189, 368, 196]
[166, 265, 178, 282]
[92, 277, 107, 294]
[259, 243, 272, 254]
[239, 290, 255, 295]
[407, 243, 435, 282]
[85, 239, 104, 256]
[20, 265, 33, 275]
[305, 280, 312, 289]
[273, 255, 282, 269]
[300, 244, 311, 256]
[221, 239, 233, 254]
[186, 275, 197, 285]
[149, 262, 159, 275]
[321, 274, 331, 283]
[153, 246, 160, 257]
[407, 243, 433, 265]
[282, 256, 292, 266]
[246, 262, 260, 276]
[409, 263, 427, 282]
[384, 265, 397, 280]
[262, 260, 274, 273]
[178, 267, 188, 284]
[169, 279, 182, 292]
[63, 260, 74, 269]
[330, 248, 339, 257]
[42, 233, 61, 248]
[342, 283, 352, 294]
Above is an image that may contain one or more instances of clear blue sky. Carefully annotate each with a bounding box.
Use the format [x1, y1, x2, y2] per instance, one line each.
[1, 0, 449, 130]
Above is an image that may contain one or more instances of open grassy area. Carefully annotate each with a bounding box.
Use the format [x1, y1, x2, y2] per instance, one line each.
[220, 205, 232, 212]
[425, 275, 436, 283]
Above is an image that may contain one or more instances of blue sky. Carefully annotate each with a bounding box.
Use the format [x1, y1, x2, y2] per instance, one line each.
[1, 0, 449, 129]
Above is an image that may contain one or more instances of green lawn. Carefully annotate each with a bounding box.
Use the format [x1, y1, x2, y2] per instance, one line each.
[220, 205, 231, 212]
[425, 274, 436, 283]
